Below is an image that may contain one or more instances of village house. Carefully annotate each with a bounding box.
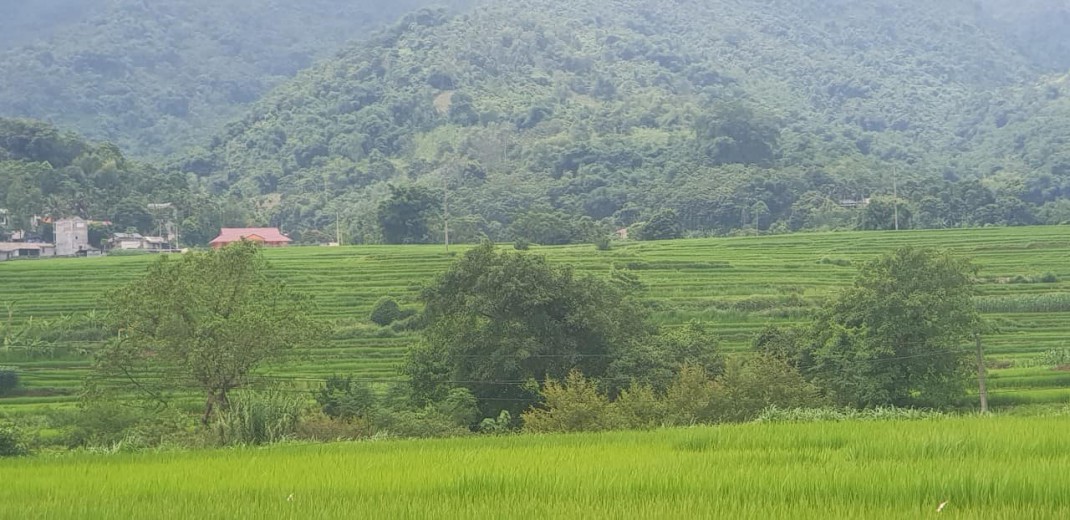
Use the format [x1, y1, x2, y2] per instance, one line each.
[54, 217, 93, 256]
[208, 228, 292, 249]
[109, 233, 171, 251]
[0, 242, 56, 262]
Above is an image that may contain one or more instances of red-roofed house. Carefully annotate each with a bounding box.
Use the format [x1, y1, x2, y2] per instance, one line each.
[209, 228, 292, 249]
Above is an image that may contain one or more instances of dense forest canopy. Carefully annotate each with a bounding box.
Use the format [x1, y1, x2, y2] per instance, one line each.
[0, 0, 472, 157]
[177, 0, 1070, 243]
[1, 0, 1069, 244]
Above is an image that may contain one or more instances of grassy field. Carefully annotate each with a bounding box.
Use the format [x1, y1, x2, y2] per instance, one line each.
[2, 226, 1070, 408]
[1, 415, 1068, 518]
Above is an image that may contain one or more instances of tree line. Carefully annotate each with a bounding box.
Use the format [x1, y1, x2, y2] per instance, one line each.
[0, 240, 984, 455]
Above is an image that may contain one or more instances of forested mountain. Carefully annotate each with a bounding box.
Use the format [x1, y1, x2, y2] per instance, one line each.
[0, 118, 188, 240]
[2, 0, 1069, 245]
[174, 0, 1070, 244]
[0, 0, 470, 157]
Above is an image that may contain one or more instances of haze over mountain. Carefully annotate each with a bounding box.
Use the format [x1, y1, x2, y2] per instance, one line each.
[179, 0, 1070, 242]
[1, 0, 1069, 244]
[0, 0, 471, 157]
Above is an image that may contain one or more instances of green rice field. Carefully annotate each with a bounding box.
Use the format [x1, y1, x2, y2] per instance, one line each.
[2, 226, 1070, 409]
[1, 415, 1068, 518]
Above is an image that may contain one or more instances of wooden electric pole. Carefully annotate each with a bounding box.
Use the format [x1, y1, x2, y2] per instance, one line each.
[443, 172, 450, 253]
[893, 167, 900, 231]
[975, 333, 988, 413]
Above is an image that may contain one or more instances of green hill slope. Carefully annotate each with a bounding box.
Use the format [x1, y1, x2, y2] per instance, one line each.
[182, 0, 1070, 243]
[2, 227, 1069, 407]
[0, 0, 471, 157]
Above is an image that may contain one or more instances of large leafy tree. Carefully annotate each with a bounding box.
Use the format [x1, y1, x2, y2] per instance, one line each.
[94, 241, 323, 422]
[805, 247, 980, 407]
[404, 242, 654, 415]
[376, 185, 440, 244]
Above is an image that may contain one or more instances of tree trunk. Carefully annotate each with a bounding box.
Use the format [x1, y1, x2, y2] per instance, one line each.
[201, 394, 215, 426]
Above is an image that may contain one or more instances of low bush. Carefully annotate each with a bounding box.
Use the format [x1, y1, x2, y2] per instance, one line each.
[369, 297, 404, 326]
[753, 406, 943, 423]
[522, 371, 621, 433]
[295, 413, 376, 442]
[593, 236, 612, 251]
[712, 355, 828, 423]
[314, 375, 378, 421]
[1010, 273, 1062, 284]
[513, 239, 531, 251]
[1039, 272, 1060, 283]
[378, 409, 469, 439]
[0, 424, 29, 457]
[60, 403, 156, 449]
[0, 366, 19, 396]
[817, 256, 852, 267]
[478, 410, 513, 434]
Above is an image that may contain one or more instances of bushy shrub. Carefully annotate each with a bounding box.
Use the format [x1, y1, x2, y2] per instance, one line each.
[513, 239, 531, 250]
[593, 236, 612, 251]
[711, 355, 827, 423]
[1039, 272, 1060, 283]
[436, 388, 480, 428]
[0, 367, 18, 397]
[314, 375, 378, 421]
[478, 410, 513, 434]
[662, 365, 719, 425]
[295, 413, 375, 442]
[378, 409, 469, 438]
[0, 424, 29, 457]
[1035, 348, 1070, 369]
[522, 370, 620, 433]
[60, 403, 155, 449]
[217, 390, 305, 446]
[369, 297, 403, 326]
[657, 321, 725, 378]
[615, 384, 665, 430]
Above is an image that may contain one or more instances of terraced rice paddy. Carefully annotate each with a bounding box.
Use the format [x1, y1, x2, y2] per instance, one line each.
[1, 226, 1070, 409]
[1, 415, 1069, 518]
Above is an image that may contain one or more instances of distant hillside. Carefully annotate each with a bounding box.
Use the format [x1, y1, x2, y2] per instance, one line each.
[0, 118, 190, 240]
[0, 0, 471, 157]
[180, 0, 1070, 243]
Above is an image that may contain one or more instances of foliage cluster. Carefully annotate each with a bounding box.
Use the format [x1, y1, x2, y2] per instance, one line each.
[164, 0, 1070, 243]
[0, 0, 474, 156]
[0, 366, 19, 397]
[522, 357, 825, 433]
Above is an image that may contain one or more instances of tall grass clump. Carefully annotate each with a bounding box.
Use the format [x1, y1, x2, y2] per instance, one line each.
[217, 390, 305, 446]
[754, 406, 943, 423]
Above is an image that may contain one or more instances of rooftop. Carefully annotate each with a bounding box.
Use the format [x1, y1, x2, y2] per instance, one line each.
[209, 227, 292, 245]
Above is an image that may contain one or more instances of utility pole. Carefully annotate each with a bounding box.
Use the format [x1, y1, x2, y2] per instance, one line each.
[893, 167, 900, 231]
[975, 333, 988, 413]
[443, 172, 450, 253]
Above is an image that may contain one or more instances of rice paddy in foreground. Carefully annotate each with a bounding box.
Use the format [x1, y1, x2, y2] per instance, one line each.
[1, 415, 1068, 519]
[2, 226, 1070, 409]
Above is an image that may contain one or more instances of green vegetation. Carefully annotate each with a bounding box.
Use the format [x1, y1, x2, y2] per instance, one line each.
[0, 0, 471, 157]
[4, 1, 1070, 245]
[94, 242, 323, 422]
[2, 417, 1070, 517]
[169, 0, 1070, 242]
[783, 248, 981, 408]
[1, 226, 1069, 417]
[407, 242, 656, 414]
